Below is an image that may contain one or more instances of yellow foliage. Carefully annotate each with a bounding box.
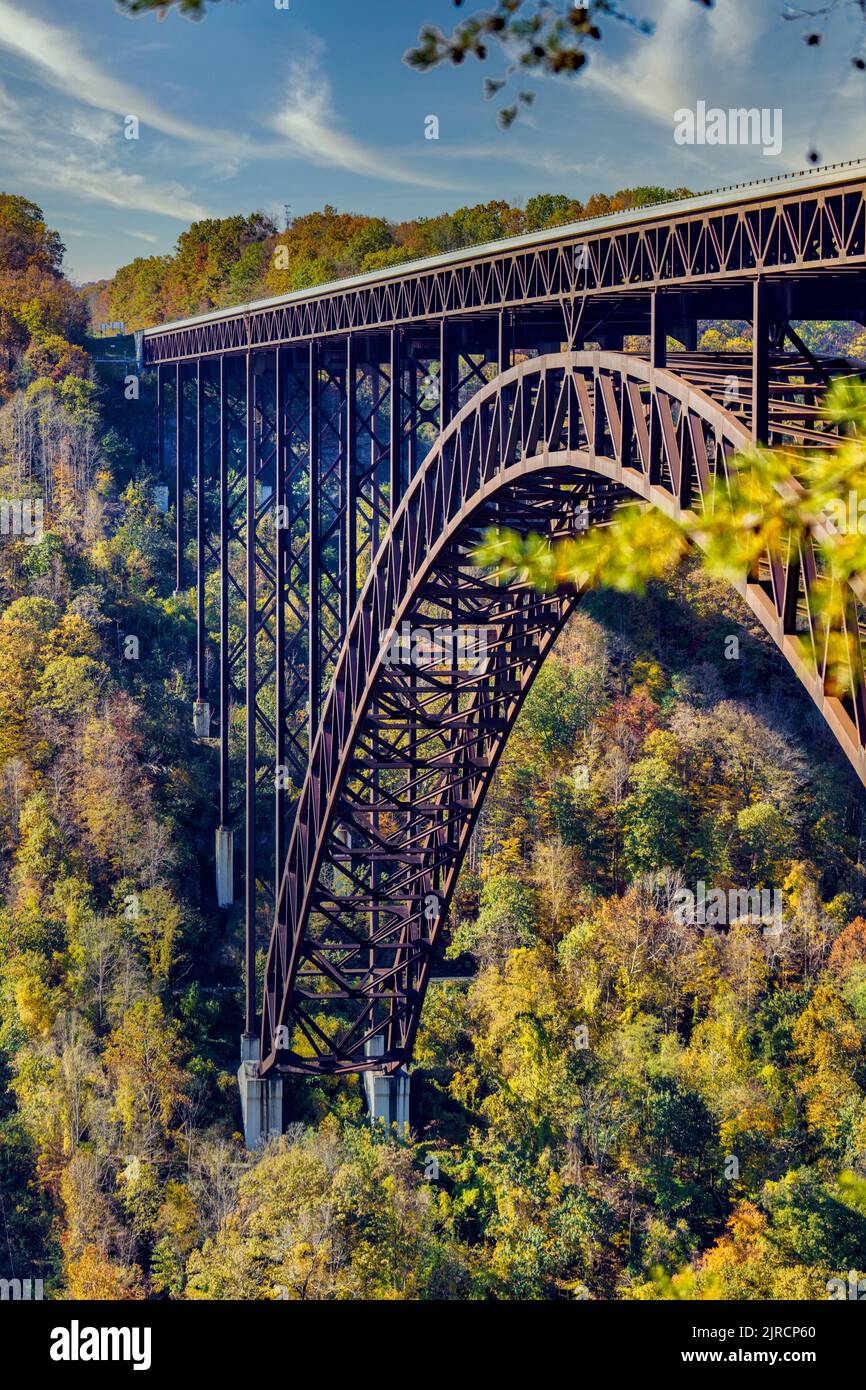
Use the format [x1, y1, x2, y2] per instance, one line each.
[65, 1243, 146, 1300]
[11, 955, 57, 1036]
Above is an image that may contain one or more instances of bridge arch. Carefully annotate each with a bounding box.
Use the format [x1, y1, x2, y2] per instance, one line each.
[260, 350, 864, 1078]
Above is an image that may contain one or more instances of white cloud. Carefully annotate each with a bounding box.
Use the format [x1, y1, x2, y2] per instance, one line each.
[583, 0, 704, 125]
[581, 0, 775, 128]
[269, 57, 455, 189]
[0, 0, 461, 202]
[0, 0, 224, 146]
[0, 5, 208, 223]
[65, 110, 122, 150]
[0, 102, 207, 222]
[0, 75, 17, 129]
[567, 0, 866, 179]
[45, 157, 206, 220]
[430, 141, 600, 181]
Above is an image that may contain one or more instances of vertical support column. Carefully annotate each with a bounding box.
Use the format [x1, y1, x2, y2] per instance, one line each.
[440, 319, 458, 724]
[175, 362, 184, 594]
[592, 366, 606, 459]
[156, 363, 164, 483]
[274, 348, 286, 902]
[650, 291, 667, 369]
[308, 341, 321, 736]
[389, 327, 402, 518]
[407, 355, 419, 482]
[216, 357, 233, 907]
[275, 348, 311, 789]
[675, 318, 698, 352]
[752, 277, 769, 444]
[244, 352, 256, 1041]
[345, 335, 358, 620]
[498, 308, 512, 375]
[363, 1036, 411, 1130]
[439, 317, 454, 426]
[193, 359, 210, 738]
[495, 313, 511, 543]
[195, 360, 205, 697]
[648, 292, 665, 484]
[238, 1034, 283, 1149]
[343, 336, 364, 1011]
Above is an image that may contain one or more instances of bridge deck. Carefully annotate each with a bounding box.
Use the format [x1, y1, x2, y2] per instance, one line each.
[141, 159, 866, 364]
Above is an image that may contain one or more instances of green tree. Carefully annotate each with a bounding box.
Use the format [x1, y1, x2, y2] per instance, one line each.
[622, 741, 688, 876]
[103, 999, 189, 1157]
[185, 1121, 469, 1300]
[450, 872, 539, 967]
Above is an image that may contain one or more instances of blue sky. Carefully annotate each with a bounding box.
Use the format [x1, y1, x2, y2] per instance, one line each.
[0, 0, 863, 283]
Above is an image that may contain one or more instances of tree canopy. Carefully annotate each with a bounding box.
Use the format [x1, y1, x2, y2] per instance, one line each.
[4, 188, 866, 1307]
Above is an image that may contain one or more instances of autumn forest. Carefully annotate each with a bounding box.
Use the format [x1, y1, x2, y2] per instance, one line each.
[2, 185, 866, 1304]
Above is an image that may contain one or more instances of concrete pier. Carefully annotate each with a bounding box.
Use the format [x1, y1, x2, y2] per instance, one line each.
[237, 1035, 283, 1149]
[193, 700, 211, 738]
[215, 826, 233, 906]
[362, 1036, 411, 1130]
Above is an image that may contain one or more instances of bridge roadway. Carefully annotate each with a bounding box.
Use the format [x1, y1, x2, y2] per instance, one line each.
[140, 161, 866, 1132]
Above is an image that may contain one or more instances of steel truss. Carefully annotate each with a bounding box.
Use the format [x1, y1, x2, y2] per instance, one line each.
[256, 350, 866, 1077]
[143, 168, 866, 365]
[166, 327, 514, 1043]
[148, 174, 866, 1080]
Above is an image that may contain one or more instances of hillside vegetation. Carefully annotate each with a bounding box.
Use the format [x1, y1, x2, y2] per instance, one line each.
[2, 192, 866, 1299]
[105, 187, 688, 329]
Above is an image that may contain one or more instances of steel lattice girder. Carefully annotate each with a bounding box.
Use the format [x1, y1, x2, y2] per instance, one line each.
[156, 212, 866, 1074]
[175, 330, 511, 1035]
[255, 349, 865, 1077]
[142, 167, 866, 365]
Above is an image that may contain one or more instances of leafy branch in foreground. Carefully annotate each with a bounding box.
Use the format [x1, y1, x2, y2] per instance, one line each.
[115, 0, 217, 16]
[476, 376, 866, 693]
[405, 1, 652, 127]
[405, 0, 864, 145]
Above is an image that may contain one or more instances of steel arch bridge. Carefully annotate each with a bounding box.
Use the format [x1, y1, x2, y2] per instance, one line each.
[141, 161, 866, 1112]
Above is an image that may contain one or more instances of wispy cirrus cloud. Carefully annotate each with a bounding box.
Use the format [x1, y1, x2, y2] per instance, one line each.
[0, 0, 225, 146]
[582, 0, 729, 126]
[0, 81, 207, 223]
[427, 140, 601, 182]
[40, 152, 206, 221]
[0, 1, 211, 226]
[580, 0, 863, 170]
[569, 0, 776, 184]
[0, 76, 16, 129]
[0, 0, 457, 229]
[269, 56, 456, 189]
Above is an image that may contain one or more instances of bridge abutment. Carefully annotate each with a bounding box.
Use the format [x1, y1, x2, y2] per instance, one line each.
[238, 1035, 283, 1149]
[362, 1037, 411, 1130]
